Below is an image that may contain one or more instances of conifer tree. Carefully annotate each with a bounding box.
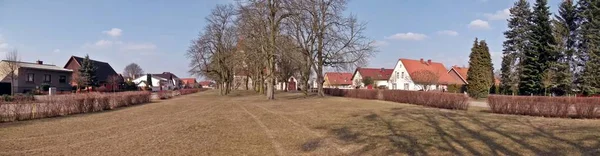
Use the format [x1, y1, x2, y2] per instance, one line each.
[550, 0, 577, 96]
[467, 39, 493, 98]
[577, 0, 600, 95]
[519, 0, 554, 96]
[500, 0, 532, 95]
[78, 54, 98, 88]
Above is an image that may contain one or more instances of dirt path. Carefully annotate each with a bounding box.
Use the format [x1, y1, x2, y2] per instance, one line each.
[2, 91, 600, 155]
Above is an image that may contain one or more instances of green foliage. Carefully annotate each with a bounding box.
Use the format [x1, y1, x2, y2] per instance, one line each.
[519, 0, 555, 96]
[467, 38, 494, 98]
[446, 84, 463, 93]
[500, 0, 532, 95]
[78, 54, 98, 88]
[362, 77, 374, 87]
[577, 0, 600, 95]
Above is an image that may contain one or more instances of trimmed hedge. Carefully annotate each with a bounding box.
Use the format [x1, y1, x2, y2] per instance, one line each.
[0, 91, 151, 122]
[382, 90, 469, 110]
[488, 95, 600, 118]
[323, 88, 470, 110]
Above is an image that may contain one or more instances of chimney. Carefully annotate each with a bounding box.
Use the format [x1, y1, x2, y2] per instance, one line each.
[380, 68, 384, 72]
[420, 58, 424, 63]
[427, 59, 432, 64]
[36, 60, 43, 65]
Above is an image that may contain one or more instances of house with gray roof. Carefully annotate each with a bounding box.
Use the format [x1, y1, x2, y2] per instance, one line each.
[0, 60, 73, 94]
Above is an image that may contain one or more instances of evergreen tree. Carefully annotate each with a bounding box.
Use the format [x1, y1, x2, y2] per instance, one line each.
[146, 74, 153, 87]
[550, 0, 577, 96]
[500, 0, 532, 95]
[577, 0, 600, 95]
[519, 0, 554, 96]
[467, 39, 493, 98]
[78, 54, 98, 88]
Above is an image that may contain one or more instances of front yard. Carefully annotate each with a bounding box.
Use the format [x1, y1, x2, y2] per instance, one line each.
[1, 90, 599, 155]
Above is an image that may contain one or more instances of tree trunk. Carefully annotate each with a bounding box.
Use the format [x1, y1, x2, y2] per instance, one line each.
[245, 76, 249, 90]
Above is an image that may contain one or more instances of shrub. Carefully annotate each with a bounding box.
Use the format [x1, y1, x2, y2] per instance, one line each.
[488, 95, 600, 118]
[0, 91, 152, 122]
[382, 90, 469, 110]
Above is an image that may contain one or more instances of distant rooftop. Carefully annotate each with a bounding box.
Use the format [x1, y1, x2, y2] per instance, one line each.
[2, 60, 72, 72]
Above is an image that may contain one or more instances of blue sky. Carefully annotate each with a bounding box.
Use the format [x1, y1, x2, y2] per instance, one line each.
[0, 0, 562, 79]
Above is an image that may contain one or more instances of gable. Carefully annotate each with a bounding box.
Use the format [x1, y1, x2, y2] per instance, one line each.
[399, 58, 460, 85]
[68, 56, 119, 82]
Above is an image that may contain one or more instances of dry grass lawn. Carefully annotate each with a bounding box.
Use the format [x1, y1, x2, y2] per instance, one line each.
[1, 90, 600, 155]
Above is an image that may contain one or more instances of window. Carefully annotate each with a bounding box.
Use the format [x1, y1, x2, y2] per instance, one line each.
[401, 72, 405, 78]
[404, 83, 409, 90]
[392, 83, 397, 90]
[44, 74, 51, 82]
[59, 76, 67, 83]
[27, 73, 34, 82]
[396, 72, 399, 78]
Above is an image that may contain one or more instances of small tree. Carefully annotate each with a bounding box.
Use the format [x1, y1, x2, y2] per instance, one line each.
[78, 54, 98, 89]
[1, 50, 19, 95]
[106, 75, 121, 92]
[362, 77, 374, 89]
[146, 74, 153, 87]
[411, 70, 440, 91]
[123, 63, 144, 80]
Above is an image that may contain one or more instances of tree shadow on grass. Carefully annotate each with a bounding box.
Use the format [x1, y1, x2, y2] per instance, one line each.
[310, 107, 600, 155]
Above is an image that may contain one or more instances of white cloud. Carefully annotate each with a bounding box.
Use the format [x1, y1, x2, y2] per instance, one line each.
[385, 32, 427, 41]
[122, 43, 157, 51]
[437, 30, 459, 36]
[53, 49, 60, 53]
[102, 28, 123, 37]
[371, 40, 389, 47]
[484, 8, 510, 21]
[95, 40, 114, 47]
[468, 19, 491, 30]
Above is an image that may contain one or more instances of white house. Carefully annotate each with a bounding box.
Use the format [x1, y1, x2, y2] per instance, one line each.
[388, 58, 460, 91]
[132, 72, 181, 91]
[351, 68, 394, 89]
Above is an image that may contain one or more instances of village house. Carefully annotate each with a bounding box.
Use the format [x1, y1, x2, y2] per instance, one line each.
[132, 72, 181, 91]
[389, 58, 460, 91]
[447, 65, 501, 88]
[0, 60, 73, 94]
[351, 68, 394, 89]
[180, 78, 198, 88]
[63, 56, 122, 90]
[324, 72, 353, 89]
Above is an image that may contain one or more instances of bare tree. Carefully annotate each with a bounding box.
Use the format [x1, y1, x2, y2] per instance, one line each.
[284, 0, 375, 97]
[238, 0, 293, 99]
[123, 63, 144, 80]
[410, 70, 440, 91]
[106, 75, 121, 92]
[187, 4, 238, 95]
[1, 50, 20, 95]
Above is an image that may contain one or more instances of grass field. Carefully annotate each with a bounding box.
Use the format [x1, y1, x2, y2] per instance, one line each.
[1, 90, 600, 155]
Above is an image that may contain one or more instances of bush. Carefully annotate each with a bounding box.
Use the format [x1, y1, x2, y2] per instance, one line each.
[0, 91, 151, 122]
[382, 90, 469, 110]
[488, 95, 600, 118]
[323, 88, 379, 99]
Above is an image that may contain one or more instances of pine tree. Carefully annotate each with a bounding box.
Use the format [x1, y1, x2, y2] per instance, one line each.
[467, 39, 493, 98]
[78, 54, 98, 88]
[577, 0, 600, 95]
[519, 0, 554, 96]
[500, 0, 532, 95]
[550, 0, 577, 96]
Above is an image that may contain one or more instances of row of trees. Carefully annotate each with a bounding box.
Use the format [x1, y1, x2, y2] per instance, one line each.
[500, 0, 600, 96]
[187, 0, 375, 99]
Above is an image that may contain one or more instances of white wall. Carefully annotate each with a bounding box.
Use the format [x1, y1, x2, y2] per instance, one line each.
[132, 75, 175, 90]
[389, 60, 447, 91]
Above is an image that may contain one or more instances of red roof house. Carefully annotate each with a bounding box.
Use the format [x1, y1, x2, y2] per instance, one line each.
[324, 72, 353, 88]
[351, 68, 394, 89]
[448, 65, 500, 85]
[398, 58, 460, 85]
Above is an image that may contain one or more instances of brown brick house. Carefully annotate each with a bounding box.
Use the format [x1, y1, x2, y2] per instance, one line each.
[63, 56, 122, 90]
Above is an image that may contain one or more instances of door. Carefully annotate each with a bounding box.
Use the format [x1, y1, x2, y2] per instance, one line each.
[0, 82, 11, 95]
[288, 80, 296, 91]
